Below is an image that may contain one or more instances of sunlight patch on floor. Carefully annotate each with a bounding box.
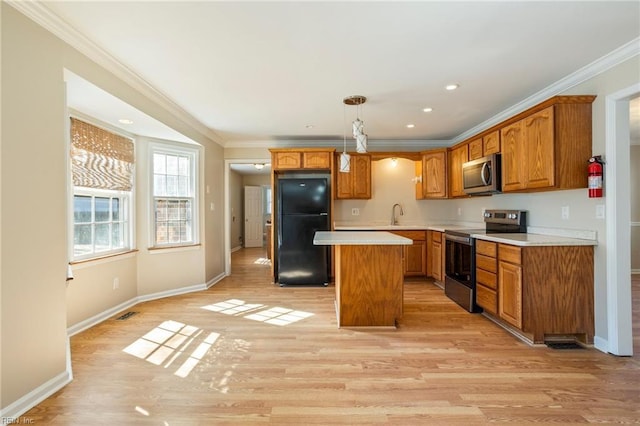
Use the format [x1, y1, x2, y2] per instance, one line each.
[202, 299, 314, 326]
[254, 257, 271, 265]
[123, 320, 219, 378]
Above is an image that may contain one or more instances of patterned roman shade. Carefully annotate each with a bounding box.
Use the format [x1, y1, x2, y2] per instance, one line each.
[70, 118, 134, 191]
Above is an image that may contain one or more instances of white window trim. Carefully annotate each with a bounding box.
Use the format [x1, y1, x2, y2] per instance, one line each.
[71, 187, 134, 261]
[149, 142, 200, 248]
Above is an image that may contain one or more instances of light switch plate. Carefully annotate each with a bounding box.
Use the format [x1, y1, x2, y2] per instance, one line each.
[561, 206, 570, 220]
[596, 204, 605, 219]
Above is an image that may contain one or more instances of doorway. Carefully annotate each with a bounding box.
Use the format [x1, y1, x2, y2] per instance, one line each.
[224, 160, 271, 275]
[606, 84, 640, 356]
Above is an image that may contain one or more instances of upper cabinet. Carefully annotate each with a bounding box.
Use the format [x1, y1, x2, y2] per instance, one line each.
[468, 138, 483, 161]
[335, 153, 371, 199]
[448, 144, 469, 198]
[270, 148, 334, 171]
[500, 96, 594, 193]
[482, 130, 501, 156]
[416, 149, 448, 199]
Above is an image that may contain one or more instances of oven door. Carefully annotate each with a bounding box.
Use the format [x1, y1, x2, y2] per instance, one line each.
[444, 233, 480, 313]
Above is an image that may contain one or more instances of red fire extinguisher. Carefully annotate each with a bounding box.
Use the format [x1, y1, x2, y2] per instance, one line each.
[588, 155, 604, 198]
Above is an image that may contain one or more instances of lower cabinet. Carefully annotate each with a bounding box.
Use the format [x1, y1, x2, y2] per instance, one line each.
[478, 241, 595, 344]
[427, 230, 443, 283]
[390, 230, 427, 278]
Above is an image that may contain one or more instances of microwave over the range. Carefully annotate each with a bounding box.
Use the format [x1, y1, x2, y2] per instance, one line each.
[462, 153, 502, 195]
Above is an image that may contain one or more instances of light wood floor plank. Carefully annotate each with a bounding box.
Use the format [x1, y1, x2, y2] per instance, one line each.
[21, 248, 640, 424]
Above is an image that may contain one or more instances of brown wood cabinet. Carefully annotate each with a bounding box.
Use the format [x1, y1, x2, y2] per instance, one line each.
[468, 138, 483, 161]
[475, 240, 498, 315]
[270, 148, 334, 171]
[335, 153, 371, 199]
[482, 130, 501, 156]
[448, 144, 469, 198]
[418, 149, 448, 199]
[498, 244, 523, 329]
[390, 230, 427, 277]
[486, 242, 595, 344]
[426, 230, 444, 283]
[499, 97, 594, 193]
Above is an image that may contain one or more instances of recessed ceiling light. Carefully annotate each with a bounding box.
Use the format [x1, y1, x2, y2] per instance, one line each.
[118, 119, 134, 124]
[305, 124, 314, 129]
[406, 124, 415, 128]
[445, 84, 459, 91]
[423, 107, 433, 113]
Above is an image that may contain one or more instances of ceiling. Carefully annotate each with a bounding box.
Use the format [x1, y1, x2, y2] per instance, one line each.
[20, 1, 640, 152]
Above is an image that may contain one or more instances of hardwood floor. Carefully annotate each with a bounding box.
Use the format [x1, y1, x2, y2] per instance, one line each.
[24, 248, 640, 424]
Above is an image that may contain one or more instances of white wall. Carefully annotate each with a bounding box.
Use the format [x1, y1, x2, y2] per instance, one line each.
[1, 4, 225, 414]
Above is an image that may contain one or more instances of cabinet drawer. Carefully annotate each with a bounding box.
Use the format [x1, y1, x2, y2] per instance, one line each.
[476, 254, 497, 273]
[499, 244, 522, 265]
[391, 230, 426, 241]
[476, 284, 497, 316]
[476, 240, 497, 257]
[476, 268, 497, 290]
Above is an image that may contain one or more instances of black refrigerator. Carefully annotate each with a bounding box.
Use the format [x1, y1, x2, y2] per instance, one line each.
[277, 178, 330, 286]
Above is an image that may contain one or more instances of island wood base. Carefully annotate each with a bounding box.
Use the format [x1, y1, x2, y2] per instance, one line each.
[334, 244, 404, 327]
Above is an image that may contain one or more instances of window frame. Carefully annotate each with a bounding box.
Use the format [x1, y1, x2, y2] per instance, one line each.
[72, 188, 133, 261]
[149, 142, 200, 249]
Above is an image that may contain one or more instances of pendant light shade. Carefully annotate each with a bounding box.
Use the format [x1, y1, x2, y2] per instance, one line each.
[339, 152, 351, 173]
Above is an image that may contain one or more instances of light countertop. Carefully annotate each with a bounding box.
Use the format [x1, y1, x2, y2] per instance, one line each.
[473, 233, 597, 247]
[314, 231, 413, 246]
[333, 221, 479, 232]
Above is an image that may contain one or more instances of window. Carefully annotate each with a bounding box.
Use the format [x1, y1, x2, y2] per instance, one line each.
[70, 118, 134, 260]
[151, 145, 198, 247]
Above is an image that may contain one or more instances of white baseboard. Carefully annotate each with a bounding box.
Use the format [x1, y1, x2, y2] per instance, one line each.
[68, 274, 226, 336]
[231, 245, 242, 253]
[0, 368, 72, 419]
[593, 336, 609, 354]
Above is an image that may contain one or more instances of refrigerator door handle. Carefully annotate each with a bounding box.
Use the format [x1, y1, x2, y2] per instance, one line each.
[320, 213, 328, 216]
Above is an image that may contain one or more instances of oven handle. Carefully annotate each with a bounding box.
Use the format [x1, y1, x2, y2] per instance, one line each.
[444, 234, 472, 245]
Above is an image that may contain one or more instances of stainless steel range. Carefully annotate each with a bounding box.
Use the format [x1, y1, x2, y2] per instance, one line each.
[444, 209, 527, 313]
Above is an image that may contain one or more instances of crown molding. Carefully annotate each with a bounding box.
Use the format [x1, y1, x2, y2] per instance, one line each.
[454, 37, 640, 144]
[224, 138, 450, 151]
[7, 0, 226, 147]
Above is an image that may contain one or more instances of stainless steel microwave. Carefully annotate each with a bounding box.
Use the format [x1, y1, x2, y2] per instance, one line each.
[462, 153, 502, 195]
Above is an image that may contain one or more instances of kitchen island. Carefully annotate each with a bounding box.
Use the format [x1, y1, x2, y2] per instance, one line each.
[313, 231, 412, 327]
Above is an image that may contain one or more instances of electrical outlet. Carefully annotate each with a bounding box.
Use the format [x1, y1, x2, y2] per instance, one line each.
[596, 204, 605, 219]
[457, 207, 462, 216]
[561, 206, 570, 220]
[351, 208, 360, 216]
[113, 277, 119, 290]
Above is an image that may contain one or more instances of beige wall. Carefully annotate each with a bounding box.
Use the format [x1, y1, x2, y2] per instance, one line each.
[1, 4, 225, 412]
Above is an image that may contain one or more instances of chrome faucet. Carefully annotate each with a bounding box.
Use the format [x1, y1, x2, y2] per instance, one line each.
[391, 203, 404, 225]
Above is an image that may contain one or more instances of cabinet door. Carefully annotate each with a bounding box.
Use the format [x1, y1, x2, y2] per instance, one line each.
[273, 152, 302, 170]
[468, 138, 483, 160]
[404, 240, 427, 276]
[303, 151, 331, 169]
[448, 144, 468, 197]
[524, 106, 555, 189]
[431, 240, 443, 282]
[351, 155, 371, 199]
[483, 130, 501, 156]
[499, 260, 523, 329]
[422, 150, 448, 198]
[335, 154, 371, 199]
[500, 120, 527, 192]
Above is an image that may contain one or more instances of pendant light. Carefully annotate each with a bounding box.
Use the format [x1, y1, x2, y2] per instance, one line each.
[344, 95, 368, 154]
[339, 102, 351, 173]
